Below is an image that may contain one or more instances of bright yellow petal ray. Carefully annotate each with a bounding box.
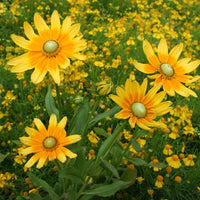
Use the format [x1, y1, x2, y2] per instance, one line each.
[143, 40, 160, 68]
[68, 23, 81, 39]
[47, 58, 60, 85]
[129, 116, 137, 128]
[34, 118, 47, 136]
[34, 12, 49, 35]
[20, 137, 32, 146]
[51, 10, 60, 30]
[61, 16, 71, 34]
[61, 135, 81, 146]
[187, 75, 200, 83]
[56, 148, 67, 163]
[25, 153, 40, 168]
[23, 21, 37, 40]
[168, 43, 183, 66]
[11, 34, 31, 50]
[184, 60, 200, 73]
[20, 147, 34, 155]
[134, 61, 157, 73]
[36, 152, 48, 169]
[158, 38, 168, 63]
[136, 120, 151, 131]
[48, 114, 57, 129]
[62, 147, 77, 159]
[115, 109, 131, 119]
[57, 116, 67, 129]
[25, 127, 39, 137]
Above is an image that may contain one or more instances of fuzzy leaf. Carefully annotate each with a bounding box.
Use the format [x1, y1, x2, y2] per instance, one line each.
[148, 162, 167, 168]
[45, 86, 59, 121]
[94, 127, 109, 138]
[125, 157, 147, 166]
[83, 180, 126, 197]
[101, 159, 120, 178]
[120, 168, 137, 189]
[28, 172, 60, 200]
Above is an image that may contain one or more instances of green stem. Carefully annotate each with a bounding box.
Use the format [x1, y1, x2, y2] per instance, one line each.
[75, 176, 90, 200]
[55, 84, 62, 120]
[82, 99, 100, 139]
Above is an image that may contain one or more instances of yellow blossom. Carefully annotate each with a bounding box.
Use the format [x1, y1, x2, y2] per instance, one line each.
[166, 155, 181, 169]
[155, 175, 164, 188]
[182, 154, 195, 166]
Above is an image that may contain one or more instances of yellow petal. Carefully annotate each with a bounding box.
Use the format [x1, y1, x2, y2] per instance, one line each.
[56, 148, 67, 162]
[36, 152, 48, 169]
[62, 135, 81, 146]
[24, 21, 37, 40]
[68, 23, 80, 39]
[61, 16, 71, 34]
[25, 153, 40, 168]
[25, 127, 39, 137]
[34, 12, 49, 35]
[11, 34, 30, 50]
[134, 61, 157, 74]
[20, 137, 32, 146]
[136, 120, 151, 131]
[51, 10, 60, 30]
[62, 147, 77, 159]
[154, 101, 173, 116]
[49, 114, 57, 128]
[34, 118, 47, 136]
[184, 60, 200, 73]
[168, 43, 183, 66]
[20, 147, 34, 155]
[143, 40, 160, 68]
[158, 38, 168, 63]
[114, 109, 131, 119]
[58, 116, 67, 129]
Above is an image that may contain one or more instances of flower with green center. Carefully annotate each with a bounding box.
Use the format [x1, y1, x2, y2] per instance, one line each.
[19, 114, 81, 169]
[134, 38, 200, 97]
[110, 78, 172, 131]
[8, 10, 87, 85]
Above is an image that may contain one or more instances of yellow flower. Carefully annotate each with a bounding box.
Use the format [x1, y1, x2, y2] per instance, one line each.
[155, 175, 164, 188]
[96, 77, 113, 96]
[8, 10, 87, 85]
[136, 177, 144, 183]
[134, 38, 200, 97]
[182, 154, 195, 166]
[110, 78, 172, 131]
[87, 131, 100, 144]
[166, 155, 181, 169]
[19, 114, 81, 168]
[163, 144, 173, 155]
[174, 176, 182, 183]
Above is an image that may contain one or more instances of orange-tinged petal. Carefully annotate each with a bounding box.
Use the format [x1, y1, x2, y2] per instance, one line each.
[34, 12, 49, 35]
[146, 91, 166, 107]
[31, 57, 48, 84]
[23, 21, 37, 40]
[25, 153, 40, 168]
[128, 116, 137, 128]
[56, 148, 67, 163]
[154, 101, 173, 116]
[62, 147, 77, 159]
[36, 152, 48, 169]
[158, 38, 168, 63]
[48, 114, 57, 129]
[134, 61, 157, 74]
[168, 43, 183, 66]
[162, 78, 174, 94]
[140, 78, 148, 98]
[115, 109, 131, 119]
[34, 118, 47, 136]
[48, 58, 60, 85]
[62, 135, 81, 146]
[20, 147, 34, 155]
[187, 75, 200, 83]
[11, 34, 31, 50]
[19, 137, 32, 146]
[143, 40, 160, 68]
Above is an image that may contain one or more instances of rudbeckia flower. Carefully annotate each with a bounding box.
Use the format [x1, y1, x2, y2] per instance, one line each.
[19, 114, 81, 169]
[8, 10, 87, 85]
[134, 39, 200, 97]
[110, 78, 172, 131]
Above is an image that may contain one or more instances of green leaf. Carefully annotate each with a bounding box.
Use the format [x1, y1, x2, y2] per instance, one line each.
[147, 162, 167, 168]
[101, 159, 120, 178]
[0, 153, 9, 163]
[79, 195, 95, 200]
[59, 167, 84, 184]
[131, 141, 141, 152]
[83, 180, 126, 197]
[28, 172, 60, 200]
[132, 129, 148, 139]
[89, 106, 121, 128]
[95, 122, 126, 164]
[45, 86, 59, 121]
[120, 168, 137, 189]
[68, 99, 89, 136]
[93, 127, 108, 138]
[125, 157, 147, 166]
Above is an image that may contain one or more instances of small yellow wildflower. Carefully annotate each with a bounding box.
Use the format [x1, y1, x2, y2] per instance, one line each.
[155, 175, 164, 188]
[87, 131, 100, 146]
[174, 176, 182, 183]
[182, 154, 195, 166]
[166, 155, 181, 169]
[163, 144, 173, 155]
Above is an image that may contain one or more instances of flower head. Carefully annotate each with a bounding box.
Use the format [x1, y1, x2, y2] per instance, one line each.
[134, 39, 200, 97]
[110, 78, 172, 131]
[182, 154, 195, 166]
[96, 77, 113, 96]
[8, 10, 87, 85]
[155, 175, 164, 188]
[166, 155, 181, 169]
[19, 114, 81, 168]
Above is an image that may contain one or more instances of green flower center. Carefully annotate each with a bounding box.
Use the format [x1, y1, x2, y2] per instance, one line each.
[131, 102, 146, 118]
[43, 40, 59, 53]
[160, 63, 174, 77]
[43, 137, 57, 149]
